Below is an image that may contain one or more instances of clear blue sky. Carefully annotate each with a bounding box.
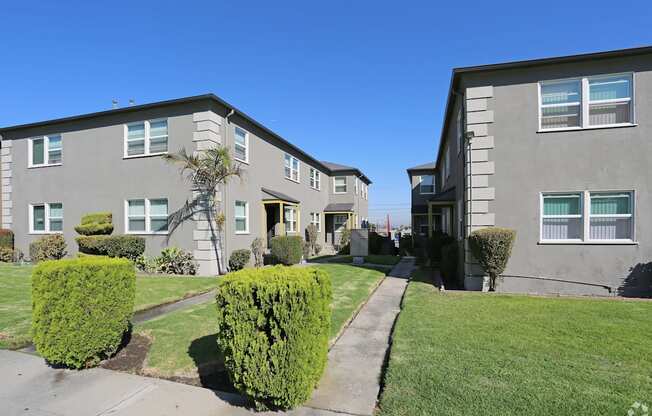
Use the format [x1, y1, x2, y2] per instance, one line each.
[2, 1, 651, 225]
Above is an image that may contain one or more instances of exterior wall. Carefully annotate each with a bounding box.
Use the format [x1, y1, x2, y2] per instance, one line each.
[3, 102, 208, 260]
[462, 54, 652, 295]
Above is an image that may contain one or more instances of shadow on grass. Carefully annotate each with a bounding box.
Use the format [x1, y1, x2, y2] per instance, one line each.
[187, 334, 238, 393]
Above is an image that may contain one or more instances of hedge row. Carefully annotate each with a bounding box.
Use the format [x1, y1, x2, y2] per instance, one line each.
[215, 265, 332, 409]
[32, 257, 136, 368]
[269, 236, 303, 265]
[76, 235, 145, 261]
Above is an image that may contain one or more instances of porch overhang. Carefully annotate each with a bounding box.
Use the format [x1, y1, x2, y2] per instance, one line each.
[261, 187, 300, 205]
[324, 203, 354, 213]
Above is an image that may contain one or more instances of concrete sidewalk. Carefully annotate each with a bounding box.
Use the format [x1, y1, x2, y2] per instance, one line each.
[0, 257, 416, 416]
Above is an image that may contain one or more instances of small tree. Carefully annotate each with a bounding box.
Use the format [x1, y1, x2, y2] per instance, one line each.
[163, 147, 241, 275]
[468, 227, 516, 292]
[305, 224, 319, 257]
[251, 238, 264, 268]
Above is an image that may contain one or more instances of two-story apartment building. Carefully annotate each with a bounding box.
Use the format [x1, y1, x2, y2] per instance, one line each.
[0, 94, 371, 275]
[417, 46, 652, 296]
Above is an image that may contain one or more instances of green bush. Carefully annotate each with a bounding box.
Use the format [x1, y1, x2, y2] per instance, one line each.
[368, 231, 383, 254]
[337, 228, 351, 254]
[270, 236, 303, 265]
[441, 241, 459, 288]
[153, 247, 197, 275]
[76, 235, 145, 261]
[74, 212, 114, 236]
[428, 231, 454, 263]
[0, 247, 14, 262]
[399, 234, 413, 256]
[229, 249, 251, 271]
[468, 227, 516, 291]
[0, 229, 14, 249]
[32, 257, 136, 368]
[215, 266, 332, 409]
[29, 235, 67, 263]
[251, 238, 264, 268]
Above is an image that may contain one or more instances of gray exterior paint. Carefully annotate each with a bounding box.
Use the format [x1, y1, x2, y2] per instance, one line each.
[0, 96, 370, 275]
[429, 47, 652, 296]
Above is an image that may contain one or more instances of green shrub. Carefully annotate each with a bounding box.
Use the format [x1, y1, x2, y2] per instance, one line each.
[229, 249, 251, 271]
[337, 228, 351, 254]
[32, 257, 136, 368]
[368, 231, 383, 255]
[441, 241, 459, 288]
[0, 229, 14, 249]
[427, 231, 454, 263]
[215, 266, 331, 409]
[251, 238, 264, 268]
[153, 247, 197, 275]
[468, 227, 516, 291]
[270, 236, 303, 265]
[76, 235, 145, 261]
[399, 234, 413, 256]
[29, 235, 67, 263]
[134, 254, 156, 273]
[0, 247, 14, 262]
[74, 212, 114, 236]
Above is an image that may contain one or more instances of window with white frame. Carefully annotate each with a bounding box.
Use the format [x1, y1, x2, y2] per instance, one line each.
[334, 177, 347, 193]
[234, 127, 249, 163]
[284, 206, 298, 233]
[284, 154, 300, 182]
[539, 73, 633, 131]
[235, 200, 249, 234]
[310, 168, 321, 190]
[355, 178, 359, 195]
[456, 109, 463, 154]
[333, 214, 348, 233]
[30, 203, 63, 233]
[29, 135, 62, 167]
[419, 175, 435, 194]
[126, 198, 168, 233]
[540, 191, 634, 242]
[125, 119, 168, 157]
[310, 212, 321, 232]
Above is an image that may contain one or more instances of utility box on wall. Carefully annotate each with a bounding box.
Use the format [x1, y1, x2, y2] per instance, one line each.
[351, 229, 369, 257]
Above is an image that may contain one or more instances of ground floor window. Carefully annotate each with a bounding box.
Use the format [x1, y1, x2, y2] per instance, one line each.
[235, 200, 249, 234]
[30, 203, 63, 233]
[126, 198, 168, 234]
[333, 214, 348, 233]
[310, 212, 321, 232]
[540, 190, 634, 242]
[284, 206, 298, 233]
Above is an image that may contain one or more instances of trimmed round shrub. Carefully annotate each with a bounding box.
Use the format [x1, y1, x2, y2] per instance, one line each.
[468, 227, 516, 291]
[229, 249, 251, 271]
[74, 212, 114, 236]
[0, 228, 14, 249]
[32, 257, 136, 368]
[29, 235, 67, 263]
[76, 235, 145, 261]
[270, 236, 303, 265]
[215, 266, 332, 410]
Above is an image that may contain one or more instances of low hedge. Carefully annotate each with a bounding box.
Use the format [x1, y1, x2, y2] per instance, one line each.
[215, 266, 332, 410]
[76, 235, 145, 261]
[0, 229, 14, 249]
[32, 257, 136, 368]
[229, 249, 251, 271]
[270, 236, 303, 265]
[30, 235, 67, 263]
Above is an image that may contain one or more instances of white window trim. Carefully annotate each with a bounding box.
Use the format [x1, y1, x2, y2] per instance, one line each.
[333, 176, 347, 194]
[538, 72, 636, 132]
[539, 190, 636, 244]
[284, 153, 300, 183]
[418, 175, 435, 194]
[234, 200, 249, 234]
[234, 127, 249, 164]
[284, 206, 298, 233]
[310, 168, 321, 190]
[355, 178, 359, 195]
[123, 119, 169, 159]
[29, 203, 63, 234]
[28, 135, 63, 168]
[311, 212, 322, 232]
[125, 198, 169, 235]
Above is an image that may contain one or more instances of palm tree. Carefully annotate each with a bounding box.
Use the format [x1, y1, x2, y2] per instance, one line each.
[162, 146, 241, 275]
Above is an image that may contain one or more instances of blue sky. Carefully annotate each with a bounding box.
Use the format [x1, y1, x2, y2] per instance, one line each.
[2, 1, 651, 225]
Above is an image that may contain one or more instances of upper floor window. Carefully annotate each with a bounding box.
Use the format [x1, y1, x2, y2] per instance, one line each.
[125, 119, 168, 158]
[362, 183, 368, 200]
[235, 200, 249, 234]
[284, 154, 300, 182]
[29, 135, 62, 167]
[310, 168, 321, 190]
[30, 202, 63, 233]
[334, 177, 347, 193]
[234, 127, 249, 163]
[539, 73, 633, 131]
[419, 175, 435, 194]
[540, 191, 634, 243]
[126, 198, 168, 234]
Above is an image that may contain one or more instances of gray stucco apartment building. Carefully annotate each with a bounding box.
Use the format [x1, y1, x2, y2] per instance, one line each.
[0, 94, 370, 275]
[410, 46, 652, 296]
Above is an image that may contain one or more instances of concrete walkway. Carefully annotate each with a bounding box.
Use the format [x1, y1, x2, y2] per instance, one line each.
[1, 257, 416, 416]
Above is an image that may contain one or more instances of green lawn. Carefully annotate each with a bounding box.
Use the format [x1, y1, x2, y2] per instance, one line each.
[377, 268, 652, 416]
[315, 254, 401, 266]
[0, 263, 218, 349]
[134, 263, 385, 384]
